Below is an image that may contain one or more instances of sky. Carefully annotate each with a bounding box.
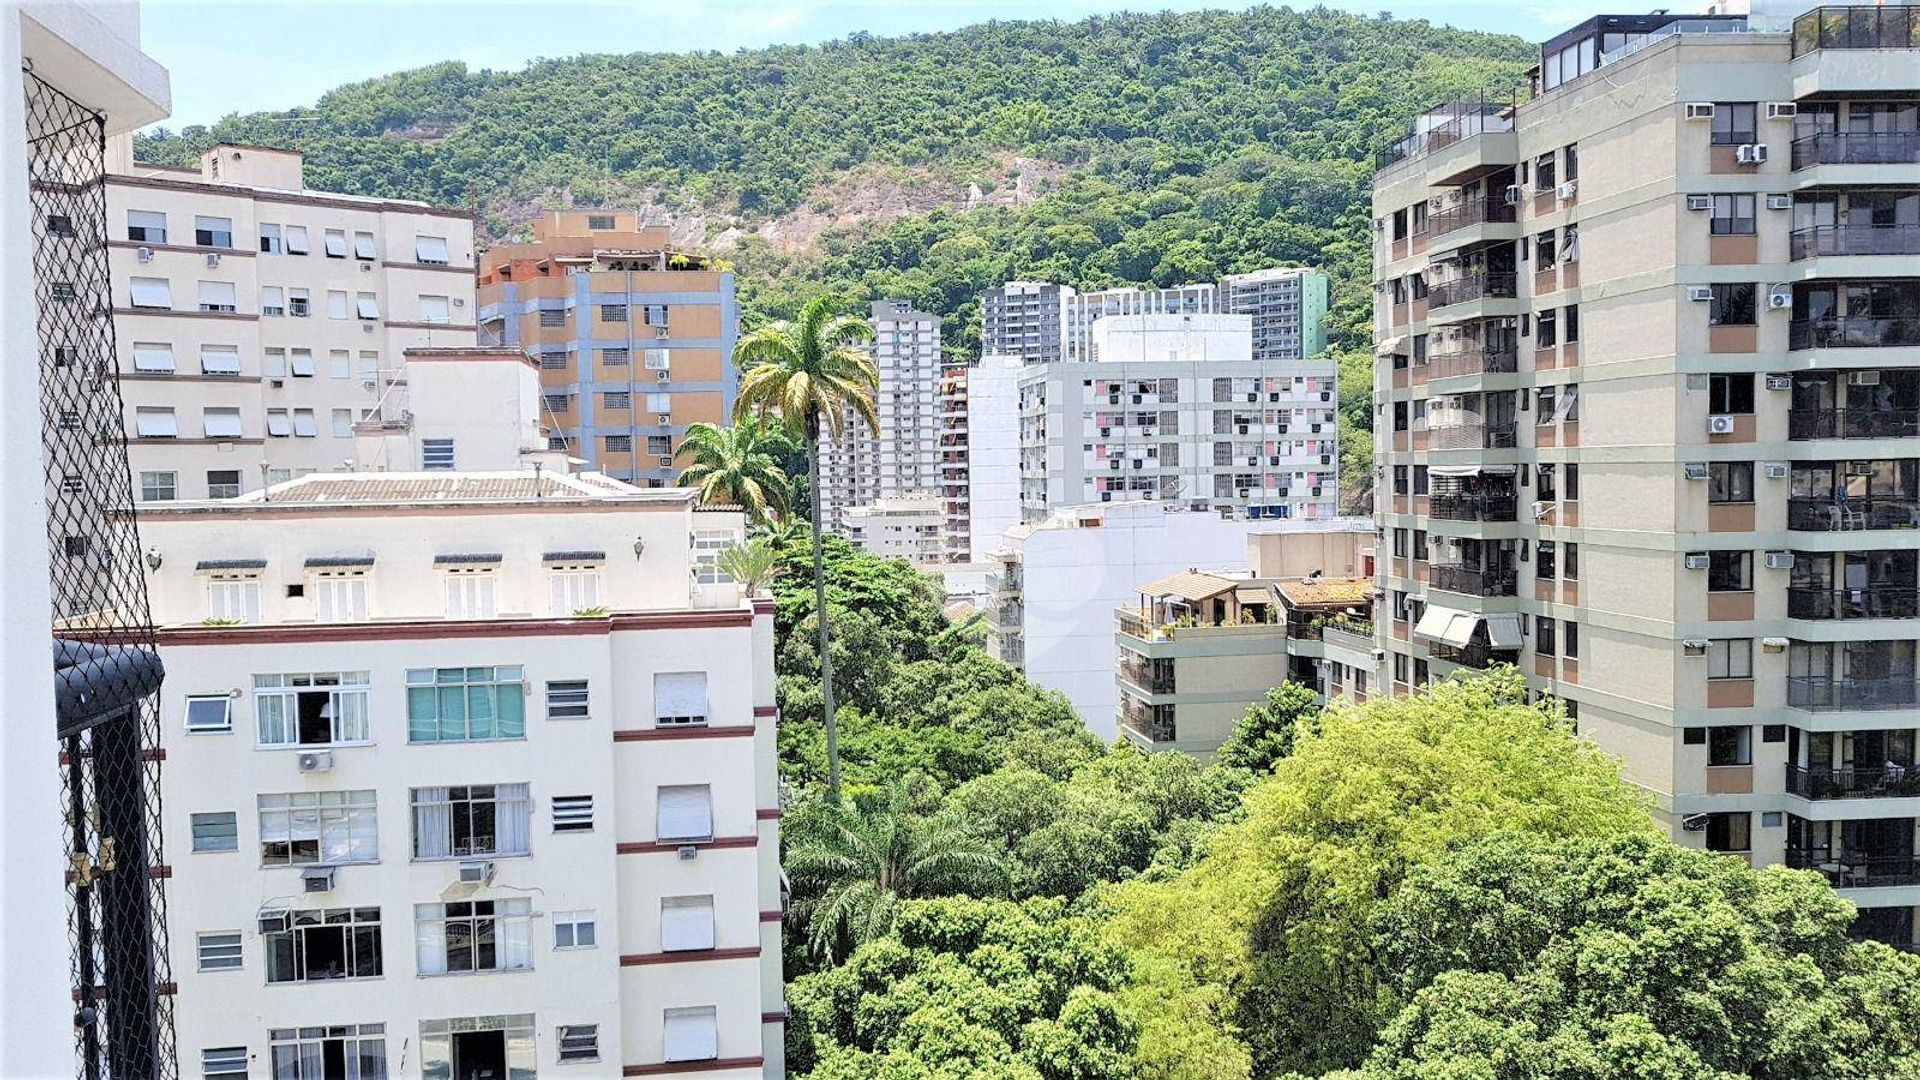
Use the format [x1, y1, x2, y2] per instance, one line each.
[139, 0, 1578, 131]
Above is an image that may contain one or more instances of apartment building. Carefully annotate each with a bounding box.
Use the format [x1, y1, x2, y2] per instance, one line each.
[843, 496, 946, 563]
[477, 211, 738, 486]
[1065, 283, 1220, 361]
[106, 142, 478, 500]
[1371, 6, 1920, 947]
[1222, 266, 1333, 361]
[981, 280, 1069, 363]
[965, 354, 1025, 561]
[1018, 314, 1341, 522]
[817, 300, 941, 540]
[143, 471, 784, 1078]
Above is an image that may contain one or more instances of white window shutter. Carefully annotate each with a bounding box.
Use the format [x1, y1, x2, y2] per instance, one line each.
[199, 346, 240, 375]
[284, 225, 310, 253]
[655, 785, 712, 842]
[415, 235, 451, 263]
[128, 277, 172, 308]
[132, 343, 174, 372]
[419, 295, 451, 323]
[356, 295, 380, 320]
[135, 408, 177, 437]
[660, 896, 714, 951]
[290, 350, 316, 377]
[197, 281, 235, 309]
[202, 409, 242, 438]
[663, 1007, 718, 1062]
[653, 672, 708, 722]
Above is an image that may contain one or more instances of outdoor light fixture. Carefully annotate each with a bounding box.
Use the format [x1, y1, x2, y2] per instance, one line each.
[144, 548, 162, 571]
[632, 536, 646, 558]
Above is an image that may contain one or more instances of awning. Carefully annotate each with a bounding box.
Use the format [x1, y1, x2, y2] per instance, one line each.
[434, 553, 503, 565]
[1485, 614, 1524, 650]
[305, 555, 375, 568]
[1414, 603, 1479, 648]
[1137, 571, 1239, 603]
[1429, 463, 1518, 478]
[1375, 335, 1408, 358]
[1234, 585, 1274, 605]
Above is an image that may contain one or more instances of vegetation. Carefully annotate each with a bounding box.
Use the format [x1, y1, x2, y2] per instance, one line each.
[715, 536, 780, 595]
[674, 417, 796, 523]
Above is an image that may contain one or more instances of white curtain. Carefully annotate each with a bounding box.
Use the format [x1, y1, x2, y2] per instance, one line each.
[333, 690, 369, 742]
[414, 787, 452, 859]
[500, 900, 533, 969]
[497, 784, 531, 855]
[414, 904, 447, 975]
[257, 693, 291, 745]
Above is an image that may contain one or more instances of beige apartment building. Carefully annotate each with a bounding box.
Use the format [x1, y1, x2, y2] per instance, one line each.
[1373, 7, 1920, 947]
[106, 141, 478, 500]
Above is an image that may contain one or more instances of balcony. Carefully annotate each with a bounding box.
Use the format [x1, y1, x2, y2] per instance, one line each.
[1321, 618, 1376, 655]
[1786, 849, 1920, 888]
[1117, 651, 1175, 695]
[1428, 492, 1519, 523]
[1119, 697, 1176, 744]
[1794, 6, 1920, 56]
[1426, 346, 1518, 380]
[1428, 272, 1517, 310]
[1788, 406, 1920, 440]
[1788, 764, 1920, 799]
[1788, 675, 1920, 710]
[1791, 316, 1920, 350]
[1428, 198, 1516, 240]
[1426, 641, 1520, 670]
[1787, 495, 1920, 530]
[1791, 223, 1920, 260]
[1428, 564, 1518, 597]
[1428, 422, 1518, 450]
[1791, 132, 1920, 171]
[1788, 586, 1920, 620]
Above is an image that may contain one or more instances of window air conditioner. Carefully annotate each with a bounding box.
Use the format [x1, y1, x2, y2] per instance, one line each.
[1502, 184, 1522, 206]
[654, 327, 670, 339]
[359, 262, 372, 272]
[1682, 638, 1711, 654]
[1685, 102, 1716, 120]
[1850, 370, 1881, 386]
[1737, 143, 1769, 165]
[658, 456, 673, 468]
[1707, 414, 1736, 435]
[1687, 285, 1714, 302]
[678, 844, 699, 860]
[1686, 193, 1714, 212]
[1684, 462, 1710, 481]
[258, 909, 291, 935]
[300, 866, 336, 893]
[361, 323, 375, 333]
[1763, 462, 1789, 479]
[1766, 193, 1793, 211]
[656, 413, 672, 424]
[1765, 373, 1792, 391]
[1768, 290, 1792, 310]
[1532, 500, 1554, 520]
[453, 297, 466, 307]
[1684, 552, 1710, 570]
[1767, 101, 1797, 120]
[656, 370, 669, 382]
[458, 860, 495, 885]
[1681, 813, 1711, 831]
[1557, 180, 1578, 200]
[205, 252, 220, 267]
[136, 246, 152, 263]
[1764, 551, 1794, 570]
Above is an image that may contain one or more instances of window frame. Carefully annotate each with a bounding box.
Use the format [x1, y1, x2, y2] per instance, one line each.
[405, 666, 527, 744]
[1707, 639, 1754, 681]
[196, 931, 243, 972]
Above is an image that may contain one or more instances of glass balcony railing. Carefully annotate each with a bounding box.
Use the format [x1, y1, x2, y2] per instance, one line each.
[1426, 641, 1520, 670]
[1788, 674, 1920, 710]
[1429, 198, 1517, 239]
[1788, 407, 1920, 439]
[1788, 586, 1920, 619]
[1427, 564, 1518, 597]
[1791, 131, 1920, 170]
[1788, 764, 1920, 799]
[1426, 347, 1519, 380]
[1791, 223, 1920, 259]
[1787, 495, 1920, 530]
[1790, 316, 1920, 350]
[1428, 272, 1518, 309]
[1786, 849, 1920, 887]
[1794, 6, 1920, 56]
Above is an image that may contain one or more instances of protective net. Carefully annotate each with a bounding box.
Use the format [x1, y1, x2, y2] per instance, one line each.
[25, 68, 176, 1080]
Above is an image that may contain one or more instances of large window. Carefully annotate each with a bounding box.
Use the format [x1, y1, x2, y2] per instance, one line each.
[654, 672, 709, 726]
[548, 565, 601, 615]
[1710, 282, 1756, 326]
[1709, 462, 1754, 504]
[1708, 638, 1754, 681]
[1708, 724, 1753, 765]
[265, 907, 382, 983]
[411, 784, 532, 859]
[1709, 373, 1755, 414]
[258, 790, 378, 866]
[415, 898, 533, 974]
[1706, 811, 1752, 854]
[1712, 193, 1757, 235]
[407, 667, 526, 743]
[1708, 550, 1753, 592]
[255, 671, 370, 747]
[1711, 102, 1758, 145]
[267, 1023, 387, 1080]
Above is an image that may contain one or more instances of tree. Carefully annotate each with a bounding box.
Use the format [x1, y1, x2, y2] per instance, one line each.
[786, 779, 1008, 961]
[674, 417, 795, 523]
[1213, 681, 1319, 775]
[735, 296, 878, 801]
[716, 536, 779, 594]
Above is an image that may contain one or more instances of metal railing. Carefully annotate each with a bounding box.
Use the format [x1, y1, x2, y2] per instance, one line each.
[1373, 91, 1518, 170]
[1790, 315, 1920, 350]
[1791, 223, 1920, 259]
[1426, 347, 1519, 380]
[1788, 586, 1920, 619]
[1429, 422, 1518, 450]
[1428, 564, 1519, 597]
[1787, 763, 1920, 798]
[1428, 492, 1520, 522]
[1119, 699, 1176, 744]
[1786, 849, 1920, 887]
[1787, 674, 1920, 709]
[1428, 272, 1518, 309]
[1794, 6, 1920, 56]
[1788, 407, 1920, 440]
[1787, 495, 1920, 531]
[1791, 131, 1920, 170]
[1115, 607, 1153, 640]
[1429, 198, 1517, 238]
[1321, 618, 1376, 654]
[1426, 641, 1520, 670]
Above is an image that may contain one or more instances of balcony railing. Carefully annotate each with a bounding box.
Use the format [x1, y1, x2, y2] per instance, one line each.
[1786, 849, 1920, 888]
[1428, 492, 1519, 522]
[1794, 6, 1920, 56]
[1787, 674, 1920, 710]
[1428, 564, 1518, 597]
[1429, 198, 1517, 239]
[1787, 495, 1920, 530]
[1792, 131, 1920, 171]
[1790, 316, 1920, 350]
[1426, 347, 1519, 380]
[1428, 272, 1518, 310]
[1427, 641, 1520, 670]
[1788, 407, 1920, 440]
[1119, 700, 1176, 743]
[1787, 763, 1920, 799]
[1321, 618, 1376, 654]
[1791, 223, 1920, 260]
[1115, 607, 1153, 640]
[1429, 422, 1518, 450]
[1788, 586, 1920, 620]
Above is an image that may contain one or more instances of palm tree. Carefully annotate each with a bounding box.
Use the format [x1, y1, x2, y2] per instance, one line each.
[715, 536, 779, 595]
[733, 296, 877, 802]
[785, 780, 1007, 961]
[674, 417, 794, 525]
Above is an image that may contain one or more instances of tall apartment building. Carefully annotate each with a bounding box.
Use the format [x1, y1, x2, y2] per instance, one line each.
[1222, 267, 1333, 361]
[106, 142, 478, 499]
[1371, 7, 1920, 948]
[817, 299, 941, 540]
[938, 361, 973, 561]
[966, 354, 1026, 560]
[477, 211, 738, 486]
[981, 280, 1070, 363]
[144, 470, 785, 1078]
[1019, 314, 1341, 522]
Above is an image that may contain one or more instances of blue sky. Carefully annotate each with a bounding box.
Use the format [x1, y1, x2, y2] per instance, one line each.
[141, 0, 1573, 131]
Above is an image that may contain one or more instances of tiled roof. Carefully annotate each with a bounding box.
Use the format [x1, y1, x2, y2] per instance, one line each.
[240, 470, 659, 506]
[1137, 570, 1240, 603]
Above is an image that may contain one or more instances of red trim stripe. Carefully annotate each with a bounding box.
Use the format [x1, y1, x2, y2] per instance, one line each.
[624, 1058, 763, 1076]
[613, 726, 754, 742]
[752, 705, 777, 717]
[620, 946, 761, 966]
[617, 836, 757, 854]
[755, 808, 781, 820]
[156, 609, 749, 646]
[761, 1011, 788, 1024]
[758, 910, 783, 923]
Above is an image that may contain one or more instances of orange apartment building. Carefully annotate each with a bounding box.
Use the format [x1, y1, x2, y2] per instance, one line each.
[477, 211, 737, 484]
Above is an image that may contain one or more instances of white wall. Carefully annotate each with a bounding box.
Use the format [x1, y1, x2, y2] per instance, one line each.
[1090, 312, 1254, 362]
[967, 355, 1023, 560]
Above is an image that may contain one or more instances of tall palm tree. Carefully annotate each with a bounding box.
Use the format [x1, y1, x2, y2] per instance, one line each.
[674, 417, 793, 525]
[785, 780, 1008, 961]
[733, 295, 877, 802]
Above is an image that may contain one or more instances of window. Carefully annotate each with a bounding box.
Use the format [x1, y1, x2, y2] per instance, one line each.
[201, 1047, 247, 1078]
[284, 225, 310, 254]
[1565, 305, 1580, 343]
[644, 304, 669, 327]
[1708, 638, 1754, 681]
[261, 348, 288, 379]
[197, 280, 237, 313]
[539, 308, 567, 328]
[203, 407, 243, 438]
[1565, 464, 1580, 500]
[1712, 193, 1757, 235]
[647, 435, 672, 457]
[204, 574, 261, 623]
[1706, 811, 1752, 854]
[194, 215, 233, 248]
[1708, 461, 1754, 503]
[692, 529, 736, 585]
[600, 303, 628, 323]
[663, 1007, 718, 1063]
[139, 471, 177, 502]
[1537, 617, 1558, 657]
[443, 568, 497, 618]
[131, 341, 174, 373]
[1537, 309, 1558, 348]
[185, 695, 233, 733]
[258, 789, 378, 866]
[1708, 724, 1753, 765]
[199, 346, 240, 375]
[415, 235, 451, 264]
[549, 565, 601, 615]
[654, 672, 708, 726]
[127, 209, 166, 243]
[411, 784, 532, 859]
[328, 290, 348, 319]
[543, 392, 571, 415]
[190, 811, 238, 853]
[418, 294, 451, 323]
[1711, 102, 1758, 145]
[128, 276, 172, 309]
[332, 408, 354, 438]
[647, 392, 671, 414]
[553, 910, 596, 949]
[1535, 231, 1556, 269]
[196, 931, 243, 971]
[557, 1025, 599, 1064]
[266, 1024, 387, 1079]
[264, 906, 382, 983]
[258, 223, 282, 253]
[323, 229, 348, 258]
[349, 231, 376, 260]
[355, 292, 379, 320]
[329, 350, 351, 378]
[546, 680, 590, 720]
[656, 784, 713, 842]
[1709, 372, 1755, 414]
[255, 671, 370, 747]
[552, 795, 593, 832]
[1565, 143, 1578, 180]
[602, 391, 631, 411]
[135, 407, 177, 438]
[260, 285, 286, 317]
[1708, 550, 1752, 591]
[1537, 540, 1557, 579]
[207, 470, 241, 499]
[1564, 620, 1579, 660]
[587, 214, 616, 230]
[290, 349, 316, 377]
[1710, 282, 1756, 326]
[661, 895, 715, 951]
[406, 667, 526, 743]
[1535, 151, 1557, 191]
[267, 409, 293, 438]
[313, 571, 369, 622]
[645, 348, 671, 371]
[414, 898, 534, 974]
[422, 438, 455, 471]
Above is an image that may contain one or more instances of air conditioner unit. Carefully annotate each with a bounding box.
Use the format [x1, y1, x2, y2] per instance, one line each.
[1768, 290, 1792, 310]
[458, 860, 495, 885]
[1761, 636, 1789, 652]
[1371, 648, 1387, 662]
[1502, 184, 1522, 206]
[135, 246, 152, 263]
[1763, 462, 1789, 479]
[1681, 813, 1711, 832]
[1684, 462, 1710, 481]
[1682, 638, 1712, 654]
[1557, 180, 1578, 200]
[257, 909, 291, 935]
[1685, 102, 1716, 120]
[1767, 101, 1798, 119]
[1684, 552, 1710, 570]
[359, 262, 372, 272]
[1687, 285, 1714, 302]
[205, 252, 220, 267]
[361, 322, 376, 333]
[296, 750, 333, 773]
[1765, 373, 1792, 391]
[1737, 143, 1769, 164]
[452, 297, 466, 307]
[1850, 370, 1881, 386]
[301, 865, 336, 892]
[1707, 414, 1736, 435]
[656, 370, 670, 382]
[677, 844, 699, 860]
[269, 378, 285, 388]
[1685, 194, 1713, 211]
[654, 327, 670, 339]
[1764, 551, 1794, 570]
[656, 413, 672, 424]
[658, 456, 673, 468]
[1371, 218, 1387, 233]
[1532, 500, 1554, 520]
[1766, 193, 1793, 211]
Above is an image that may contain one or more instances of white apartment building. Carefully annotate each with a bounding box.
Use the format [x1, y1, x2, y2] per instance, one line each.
[984, 273, 1330, 365]
[1065, 283, 1220, 361]
[1017, 314, 1341, 522]
[966, 354, 1025, 561]
[843, 496, 946, 563]
[142, 471, 784, 1079]
[106, 141, 478, 500]
[818, 299, 941, 537]
[1221, 266, 1333, 361]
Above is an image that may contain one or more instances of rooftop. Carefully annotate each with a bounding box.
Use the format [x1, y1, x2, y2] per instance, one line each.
[1277, 577, 1375, 608]
[141, 470, 690, 512]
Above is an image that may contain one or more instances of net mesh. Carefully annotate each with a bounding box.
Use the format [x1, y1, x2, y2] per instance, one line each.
[25, 68, 177, 1080]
